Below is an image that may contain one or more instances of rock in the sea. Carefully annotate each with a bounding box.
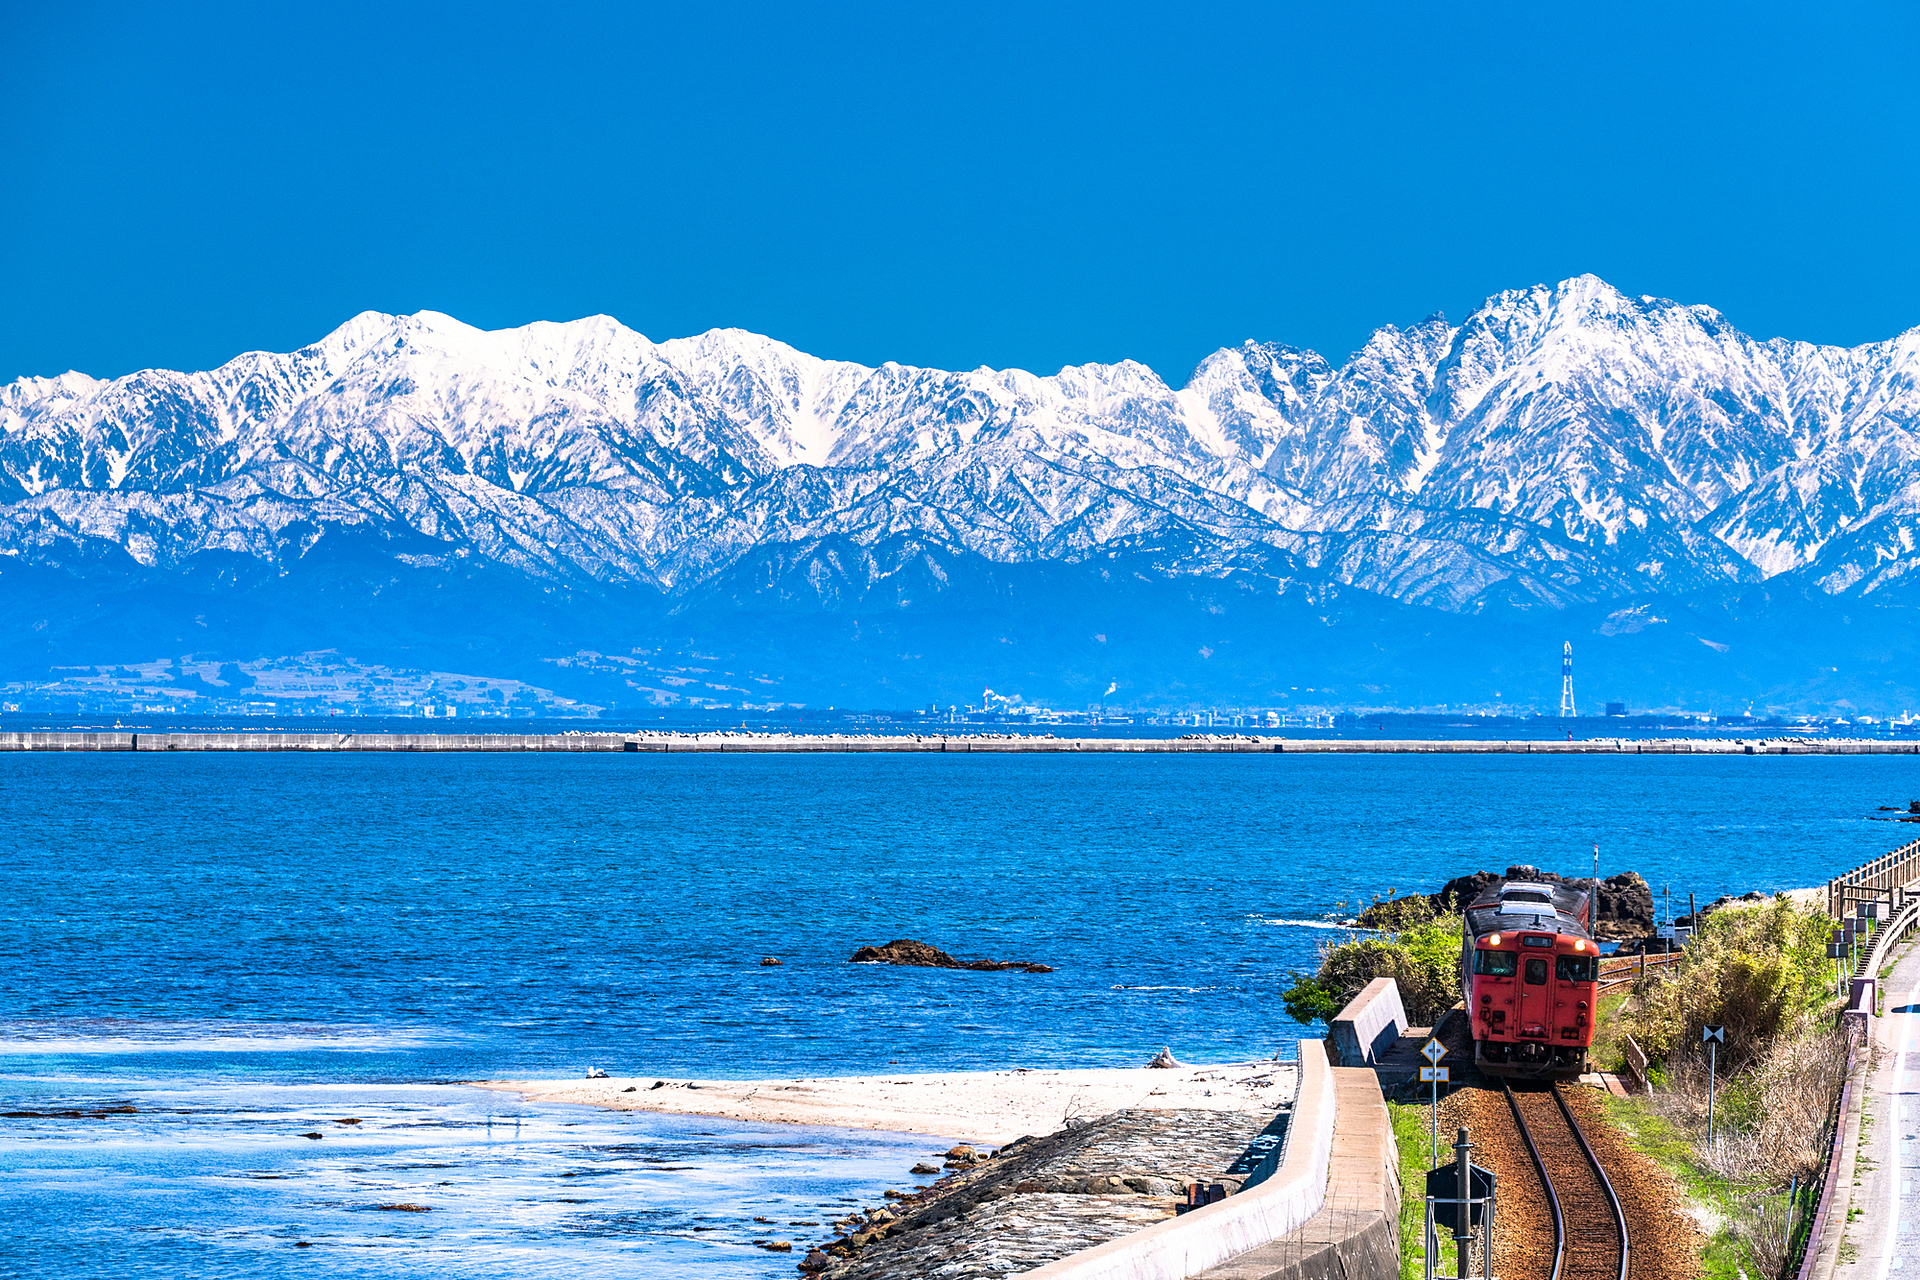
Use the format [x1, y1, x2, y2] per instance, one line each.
[853, 939, 964, 966]
[911, 1162, 940, 1174]
[1417, 866, 1657, 938]
[760, 956, 783, 966]
[849, 938, 1053, 972]
[1148, 1047, 1181, 1069]
[799, 1250, 830, 1272]
[763, 1241, 793, 1252]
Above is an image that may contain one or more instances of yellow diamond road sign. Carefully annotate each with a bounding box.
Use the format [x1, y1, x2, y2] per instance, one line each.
[1421, 1038, 1447, 1064]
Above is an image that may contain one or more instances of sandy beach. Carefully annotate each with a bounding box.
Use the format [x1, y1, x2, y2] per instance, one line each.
[476, 1059, 1296, 1146]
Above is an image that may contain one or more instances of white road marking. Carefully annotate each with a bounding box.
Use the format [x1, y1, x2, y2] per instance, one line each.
[1883, 980, 1920, 1280]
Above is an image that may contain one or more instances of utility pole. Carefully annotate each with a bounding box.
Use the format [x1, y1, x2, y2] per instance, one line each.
[1559, 642, 1576, 718]
[1593, 842, 1600, 929]
[1452, 1126, 1473, 1280]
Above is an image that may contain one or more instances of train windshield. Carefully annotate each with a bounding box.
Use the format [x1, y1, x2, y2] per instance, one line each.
[1472, 949, 1517, 976]
[1556, 956, 1599, 982]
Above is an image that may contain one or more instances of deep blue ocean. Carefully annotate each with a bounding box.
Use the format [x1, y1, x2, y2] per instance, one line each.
[3, 751, 1916, 1277]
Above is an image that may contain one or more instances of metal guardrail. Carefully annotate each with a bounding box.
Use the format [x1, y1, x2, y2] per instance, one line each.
[1829, 836, 1920, 918]
[1856, 895, 1920, 980]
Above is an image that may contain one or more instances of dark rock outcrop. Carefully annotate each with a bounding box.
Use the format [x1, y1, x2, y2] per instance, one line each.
[1424, 866, 1656, 938]
[849, 939, 1053, 973]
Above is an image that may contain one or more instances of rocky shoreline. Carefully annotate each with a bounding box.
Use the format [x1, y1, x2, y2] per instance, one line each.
[794, 1094, 1293, 1279]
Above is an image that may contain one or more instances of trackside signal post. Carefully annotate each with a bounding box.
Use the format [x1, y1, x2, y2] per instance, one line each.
[1424, 1126, 1495, 1280]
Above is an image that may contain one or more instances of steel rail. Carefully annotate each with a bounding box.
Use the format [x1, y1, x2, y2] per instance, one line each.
[1553, 1082, 1631, 1280]
[1502, 1081, 1566, 1280]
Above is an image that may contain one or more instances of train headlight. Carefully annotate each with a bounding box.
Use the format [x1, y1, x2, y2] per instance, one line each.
[1574, 939, 1586, 951]
[1488, 933, 1501, 945]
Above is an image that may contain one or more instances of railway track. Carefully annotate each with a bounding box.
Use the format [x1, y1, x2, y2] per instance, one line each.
[1501, 1082, 1629, 1280]
[1596, 952, 1680, 991]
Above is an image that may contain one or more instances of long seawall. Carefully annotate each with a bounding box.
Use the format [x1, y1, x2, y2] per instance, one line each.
[0, 732, 1912, 754]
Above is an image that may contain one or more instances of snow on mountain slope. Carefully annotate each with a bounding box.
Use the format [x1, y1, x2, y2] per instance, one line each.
[2, 277, 1916, 609]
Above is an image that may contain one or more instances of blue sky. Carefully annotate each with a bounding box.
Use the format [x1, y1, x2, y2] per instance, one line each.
[3, 1, 1916, 385]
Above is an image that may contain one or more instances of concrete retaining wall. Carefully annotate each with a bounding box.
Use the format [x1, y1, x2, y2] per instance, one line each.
[1329, 978, 1408, 1069]
[1191, 1067, 1400, 1280]
[1017, 1049, 1338, 1280]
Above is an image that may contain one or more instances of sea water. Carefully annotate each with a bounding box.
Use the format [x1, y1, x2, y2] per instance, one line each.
[3, 751, 1915, 1276]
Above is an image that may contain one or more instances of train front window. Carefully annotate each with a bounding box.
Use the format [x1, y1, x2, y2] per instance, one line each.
[1556, 956, 1598, 982]
[1524, 957, 1549, 985]
[1473, 949, 1517, 976]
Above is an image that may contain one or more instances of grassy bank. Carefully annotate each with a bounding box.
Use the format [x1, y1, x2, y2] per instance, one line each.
[1387, 1101, 1437, 1280]
[1598, 895, 1842, 1277]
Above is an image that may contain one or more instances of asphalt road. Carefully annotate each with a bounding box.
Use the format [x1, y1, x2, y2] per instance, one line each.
[1838, 934, 1920, 1280]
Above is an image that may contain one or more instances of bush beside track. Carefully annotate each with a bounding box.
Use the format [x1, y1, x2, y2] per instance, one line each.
[1594, 895, 1845, 1278]
[1283, 895, 1463, 1027]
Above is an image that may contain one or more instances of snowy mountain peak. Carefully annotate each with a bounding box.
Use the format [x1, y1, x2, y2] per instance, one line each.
[1, 278, 1916, 612]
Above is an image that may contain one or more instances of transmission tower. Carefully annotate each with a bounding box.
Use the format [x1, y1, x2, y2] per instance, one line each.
[1559, 641, 1576, 718]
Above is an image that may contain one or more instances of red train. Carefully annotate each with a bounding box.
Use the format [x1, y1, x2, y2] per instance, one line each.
[1461, 878, 1602, 1079]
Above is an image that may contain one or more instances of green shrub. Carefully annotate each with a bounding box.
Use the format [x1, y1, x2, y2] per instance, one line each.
[1285, 905, 1463, 1026]
[1624, 895, 1833, 1070]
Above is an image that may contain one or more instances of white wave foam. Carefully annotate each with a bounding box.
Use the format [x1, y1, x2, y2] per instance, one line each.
[1247, 916, 1350, 930]
[0, 1018, 442, 1055]
[1110, 985, 1219, 993]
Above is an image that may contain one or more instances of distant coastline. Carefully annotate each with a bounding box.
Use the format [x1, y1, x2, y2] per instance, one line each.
[1, 730, 1915, 754]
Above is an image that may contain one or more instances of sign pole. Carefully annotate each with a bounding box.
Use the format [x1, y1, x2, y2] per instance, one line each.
[1703, 1025, 1725, 1147]
[1708, 1037, 1716, 1145]
[1420, 1038, 1449, 1165]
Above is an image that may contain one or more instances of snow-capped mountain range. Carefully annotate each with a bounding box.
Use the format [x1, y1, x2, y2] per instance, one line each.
[3, 274, 1916, 614]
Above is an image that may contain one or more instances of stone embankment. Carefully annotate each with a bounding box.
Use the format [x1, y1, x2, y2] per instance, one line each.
[0, 730, 1912, 754]
[801, 1101, 1291, 1280]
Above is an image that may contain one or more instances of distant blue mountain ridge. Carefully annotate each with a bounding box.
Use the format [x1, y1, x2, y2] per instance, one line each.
[1, 276, 1915, 713]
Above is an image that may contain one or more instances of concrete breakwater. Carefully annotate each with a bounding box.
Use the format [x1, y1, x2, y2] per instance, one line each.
[804, 1106, 1289, 1279]
[0, 731, 1912, 754]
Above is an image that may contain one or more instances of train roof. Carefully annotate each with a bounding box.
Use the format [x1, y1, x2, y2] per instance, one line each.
[1463, 877, 1592, 942]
